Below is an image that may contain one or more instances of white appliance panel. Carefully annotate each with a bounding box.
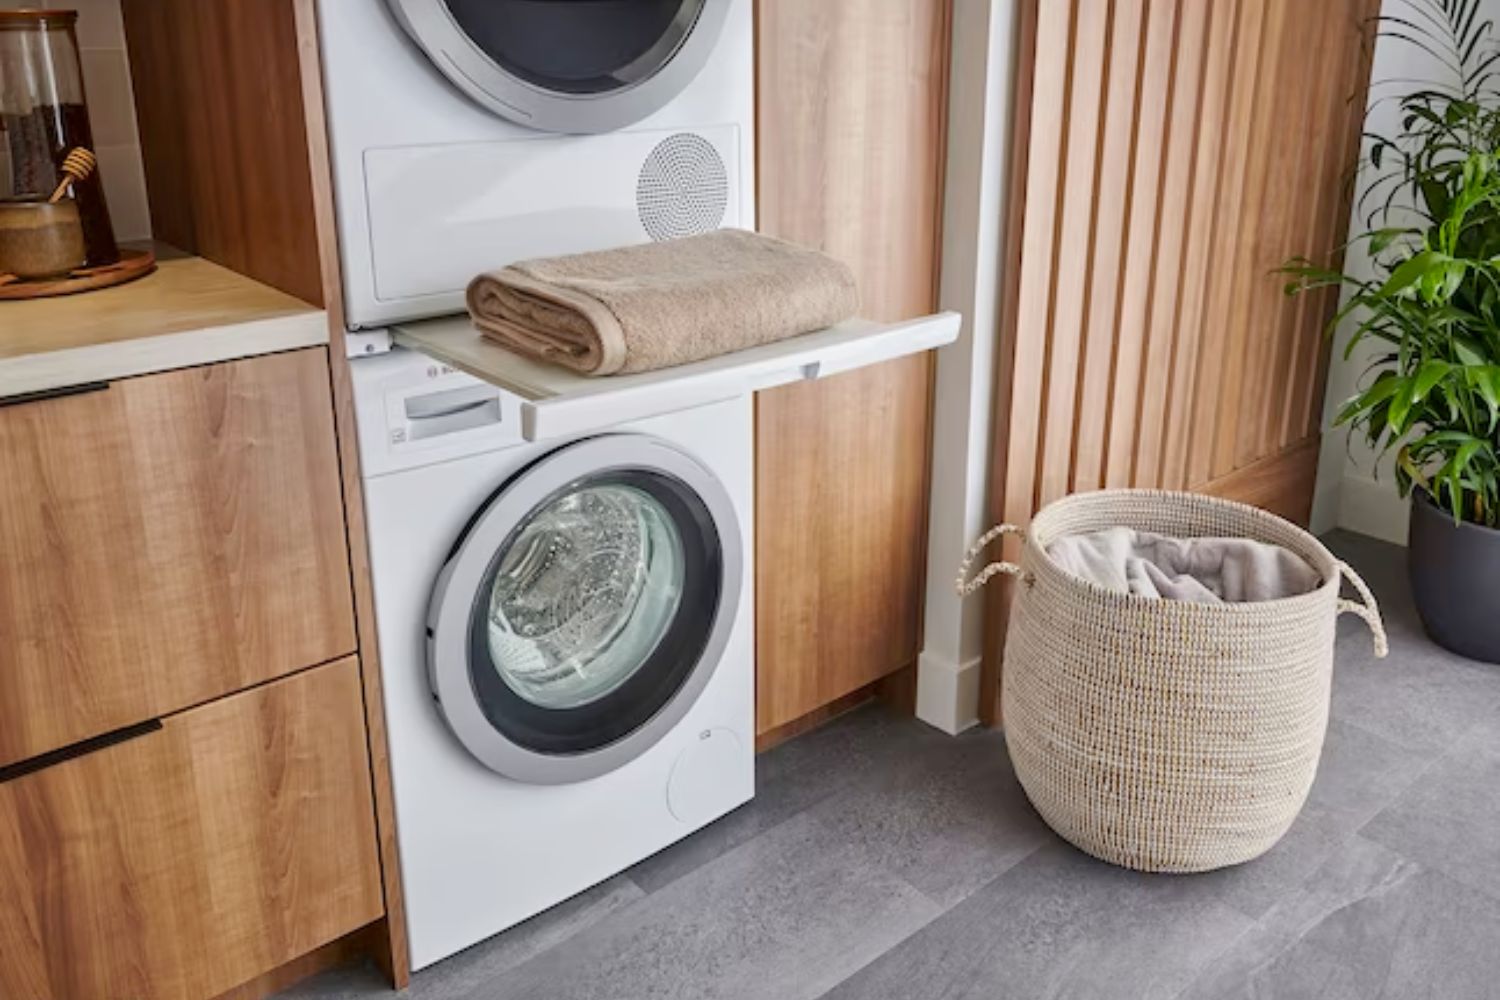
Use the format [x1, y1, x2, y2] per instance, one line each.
[354, 351, 754, 970]
[318, 0, 751, 145]
[364, 124, 741, 306]
[316, 0, 755, 330]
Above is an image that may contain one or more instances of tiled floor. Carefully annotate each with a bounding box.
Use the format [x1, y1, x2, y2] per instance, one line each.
[280, 531, 1500, 999]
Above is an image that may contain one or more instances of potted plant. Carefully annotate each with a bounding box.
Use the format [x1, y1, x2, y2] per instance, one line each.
[1285, 0, 1500, 663]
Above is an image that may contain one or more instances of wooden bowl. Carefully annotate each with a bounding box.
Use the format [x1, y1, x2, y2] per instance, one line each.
[0, 198, 86, 279]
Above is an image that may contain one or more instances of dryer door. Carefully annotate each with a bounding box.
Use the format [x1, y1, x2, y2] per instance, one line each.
[386, 0, 730, 133]
[427, 434, 742, 784]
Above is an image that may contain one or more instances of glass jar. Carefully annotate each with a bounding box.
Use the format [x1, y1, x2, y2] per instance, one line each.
[0, 10, 119, 267]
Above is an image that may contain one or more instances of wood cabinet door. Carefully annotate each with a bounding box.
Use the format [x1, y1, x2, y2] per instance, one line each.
[754, 0, 953, 736]
[0, 348, 356, 767]
[0, 657, 383, 1000]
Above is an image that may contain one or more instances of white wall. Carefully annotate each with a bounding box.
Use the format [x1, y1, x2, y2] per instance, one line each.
[915, 0, 1018, 734]
[1311, 0, 1500, 543]
[0, 0, 151, 240]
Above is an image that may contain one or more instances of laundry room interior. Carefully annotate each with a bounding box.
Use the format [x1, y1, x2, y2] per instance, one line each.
[3, 0, 1499, 997]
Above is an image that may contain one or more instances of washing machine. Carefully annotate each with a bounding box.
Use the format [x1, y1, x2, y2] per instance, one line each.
[317, 0, 755, 332]
[353, 348, 754, 969]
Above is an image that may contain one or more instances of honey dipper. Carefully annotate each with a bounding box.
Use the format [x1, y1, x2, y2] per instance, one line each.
[47, 148, 98, 204]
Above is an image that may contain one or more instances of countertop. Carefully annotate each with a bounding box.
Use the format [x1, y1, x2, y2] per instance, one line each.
[0, 252, 329, 398]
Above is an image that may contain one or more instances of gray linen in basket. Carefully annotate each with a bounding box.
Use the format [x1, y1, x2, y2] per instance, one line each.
[1047, 527, 1321, 604]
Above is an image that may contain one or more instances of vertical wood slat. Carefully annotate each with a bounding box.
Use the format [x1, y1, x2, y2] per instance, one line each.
[1102, 0, 1178, 488]
[1186, 0, 1268, 487]
[980, 0, 1043, 728]
[1072, 0, 1147, 493]
[1133, 0, 1208, 489]
[1037, 0, 1111, 508]
[1266, 0, 1341, 454]
[1300, 7, 1376, 444]
[1250, 1, 1329, 463]
[1208, 0, 1288, 481]
[1283, 2, 1371, 445]
[999, 0, 1074, 534]
[1230, 0, 1306, 470]
[1160, 0, 1238, 490]
[984, 0, 1380, 723]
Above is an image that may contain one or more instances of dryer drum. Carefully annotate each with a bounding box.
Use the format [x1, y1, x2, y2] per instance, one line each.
[427, 434, 744, 784]
[386, 0, 733, 134]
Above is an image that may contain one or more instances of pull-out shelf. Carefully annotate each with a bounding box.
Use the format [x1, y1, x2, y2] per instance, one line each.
[392, 311, 961, 440]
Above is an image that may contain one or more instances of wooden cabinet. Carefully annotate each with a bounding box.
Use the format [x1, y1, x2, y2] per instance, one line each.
[0, 349, 355, 767]
[0, 657, 383, 1000]
[754, 0, 953, 737]
[0, 1, 401, 991]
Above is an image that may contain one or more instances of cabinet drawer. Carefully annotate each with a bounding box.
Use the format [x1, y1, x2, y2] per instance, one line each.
[0, 349, 356, 766]
[0, 658, 383, 1000]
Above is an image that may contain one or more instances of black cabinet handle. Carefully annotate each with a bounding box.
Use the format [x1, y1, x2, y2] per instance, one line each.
[0, 719, 163, 784]
[0, 380, 111, 410]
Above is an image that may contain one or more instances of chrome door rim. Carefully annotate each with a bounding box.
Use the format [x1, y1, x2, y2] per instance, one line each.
[386, 0, 731, 134]
[427, 434, 743, 784]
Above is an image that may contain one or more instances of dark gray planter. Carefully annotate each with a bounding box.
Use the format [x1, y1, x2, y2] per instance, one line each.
[1408, 489, 1500, 664]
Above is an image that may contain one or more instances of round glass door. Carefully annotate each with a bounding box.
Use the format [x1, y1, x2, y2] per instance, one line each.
[485, 481, 686, 710]
[427, 436, 743, 784]
[443, 0, 702, 95]
[386, 0, 732, 134]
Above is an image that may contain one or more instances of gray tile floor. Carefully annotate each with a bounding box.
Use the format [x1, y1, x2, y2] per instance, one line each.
[280, 531, 1500, 1000]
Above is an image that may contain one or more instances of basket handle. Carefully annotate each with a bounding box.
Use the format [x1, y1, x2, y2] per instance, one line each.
[1335, 560, 1389, 658]
[956, 524, 1028, 597]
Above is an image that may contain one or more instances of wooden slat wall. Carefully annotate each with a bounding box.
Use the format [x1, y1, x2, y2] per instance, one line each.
[984, 0, 1378, 722]
[754, 0, 952, 738]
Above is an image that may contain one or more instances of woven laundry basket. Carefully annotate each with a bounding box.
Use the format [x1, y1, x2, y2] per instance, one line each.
[957, 490, 1388, 873]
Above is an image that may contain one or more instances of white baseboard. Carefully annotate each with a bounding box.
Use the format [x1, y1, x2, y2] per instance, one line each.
[1337, 474, 1410, 546]
[915, 651, 981, 735]
[1311, 429, 1355, 536]
[1310, 477, 1342, 537]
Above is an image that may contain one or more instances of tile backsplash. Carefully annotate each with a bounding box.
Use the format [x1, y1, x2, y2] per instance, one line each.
[1, 0, 152, 241]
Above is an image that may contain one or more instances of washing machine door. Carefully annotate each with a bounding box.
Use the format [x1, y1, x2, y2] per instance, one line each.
[386, 0, 730, 134]
[427, 434, 742, 784]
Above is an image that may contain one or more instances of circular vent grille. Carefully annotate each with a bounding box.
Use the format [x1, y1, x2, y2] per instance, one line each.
[636, 133, 729, 242]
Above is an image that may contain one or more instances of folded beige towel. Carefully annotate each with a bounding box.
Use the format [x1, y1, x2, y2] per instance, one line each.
[1048, 527, 1322, 603]
[465, 229, 860, 376]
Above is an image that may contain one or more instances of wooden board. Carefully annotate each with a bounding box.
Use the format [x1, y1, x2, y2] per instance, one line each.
[0, 254, 322, 364]
[754, 680, 883, 753]
[121, 0, 325, 306]
[0, 348, 356, 767]
[0, 248, 156, 300]
[209, 924, 381, 1000]
[983, 0, 1379, 723]
[290, 0, 411, 983]
[1204, 437, 1323, 526]
[0, 658, 384, 1000]
[754, 0, 953, 736]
